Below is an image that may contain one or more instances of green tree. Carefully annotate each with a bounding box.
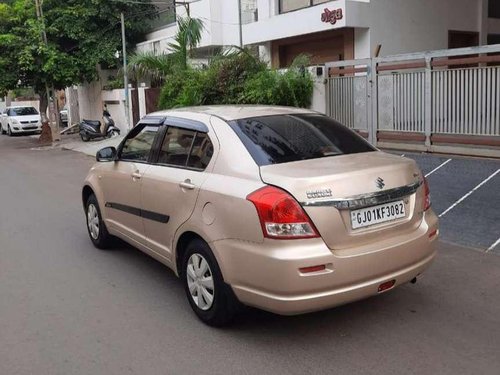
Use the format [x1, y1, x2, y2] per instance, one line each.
[127, 51, 173, 86]
[0, 0, 158, 114]
[0, 1, 19, 97]
[168, 16, 204, 70]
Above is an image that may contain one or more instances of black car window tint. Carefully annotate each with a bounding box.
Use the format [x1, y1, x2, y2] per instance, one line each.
[230, 114, 375, 166]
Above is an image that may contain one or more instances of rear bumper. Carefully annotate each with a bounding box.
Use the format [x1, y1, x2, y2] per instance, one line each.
[211, 210, 438, 315]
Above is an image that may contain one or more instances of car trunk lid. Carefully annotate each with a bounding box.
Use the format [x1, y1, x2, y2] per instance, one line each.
[259, 151, 425, 251]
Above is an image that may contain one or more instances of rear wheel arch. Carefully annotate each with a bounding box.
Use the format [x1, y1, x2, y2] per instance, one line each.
[175, 231, 205, 277]
[175, 231, 223, 279]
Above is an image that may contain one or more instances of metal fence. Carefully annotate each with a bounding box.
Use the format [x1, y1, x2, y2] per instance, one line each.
[325, 44, 500, 156]
[327, 76, 369, 129]
[432, 66, 500, 136]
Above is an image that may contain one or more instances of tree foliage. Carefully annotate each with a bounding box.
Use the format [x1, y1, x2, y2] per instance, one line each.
[167, 16, 204, 70]
[0, 1, 20, 97]
[127, 51, 174, 86]
[0, 0, 157, 101]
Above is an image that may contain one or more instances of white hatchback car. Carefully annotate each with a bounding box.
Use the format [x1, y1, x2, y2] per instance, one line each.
[1, 106, 42, 136]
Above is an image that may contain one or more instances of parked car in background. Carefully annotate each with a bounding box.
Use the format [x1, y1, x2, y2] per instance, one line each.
[59, 106, 68, 126]
[82, 106, 439, 326]
[1, 106, 42, 136]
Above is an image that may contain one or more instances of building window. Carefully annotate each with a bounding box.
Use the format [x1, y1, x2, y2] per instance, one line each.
[488, 34, 500, 45]
[241, 0, 258, 24]
[279, 0, 329, 13]
[489, 0, 500, 19]
[448, 30, 479, 49]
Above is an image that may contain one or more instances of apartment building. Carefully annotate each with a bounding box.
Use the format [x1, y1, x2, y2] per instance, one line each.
[136, 0, 500, 67]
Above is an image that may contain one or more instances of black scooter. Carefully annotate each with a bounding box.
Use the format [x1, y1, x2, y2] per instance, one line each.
[79, 109, 121, 142]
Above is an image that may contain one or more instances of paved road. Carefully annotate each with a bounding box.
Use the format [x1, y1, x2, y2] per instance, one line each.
[1, 136, 499, 375]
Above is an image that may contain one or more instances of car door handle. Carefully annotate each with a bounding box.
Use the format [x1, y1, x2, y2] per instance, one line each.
[179, 179, 196, 190]
[131, 171, 142, 180]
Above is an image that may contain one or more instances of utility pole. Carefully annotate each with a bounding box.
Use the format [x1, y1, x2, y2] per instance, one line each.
[121, 12, 131, 130]
[238, 0, 243, 48]
[34, 0, 59, 141]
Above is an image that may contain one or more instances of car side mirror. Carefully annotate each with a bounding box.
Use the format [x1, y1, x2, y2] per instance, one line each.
[96, 147, 117, 162]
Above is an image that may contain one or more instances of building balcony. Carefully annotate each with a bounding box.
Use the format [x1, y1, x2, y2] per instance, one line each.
[243, 0, 369, 45]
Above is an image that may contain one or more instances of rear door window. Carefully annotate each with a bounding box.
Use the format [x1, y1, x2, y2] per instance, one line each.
[157, 127, 213, 170]
[230, 114, 375, 166]
[158, 127, 195, 167]
[187, 132, 213, 169]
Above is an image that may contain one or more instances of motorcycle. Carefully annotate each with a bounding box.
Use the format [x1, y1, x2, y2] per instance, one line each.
[79, 109, 121, 142]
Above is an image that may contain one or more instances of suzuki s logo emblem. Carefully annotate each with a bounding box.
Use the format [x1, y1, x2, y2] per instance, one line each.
[376, 177, 385, 189]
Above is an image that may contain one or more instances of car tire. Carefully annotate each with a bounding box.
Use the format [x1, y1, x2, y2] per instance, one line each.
[85, 194, 112, 249]
[182, 239, 239, 327]
[7, 125, 12, 137]
[1, 126, 5, 135]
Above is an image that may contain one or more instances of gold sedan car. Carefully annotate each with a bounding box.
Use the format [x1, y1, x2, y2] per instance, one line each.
[82, 106, 439, 326]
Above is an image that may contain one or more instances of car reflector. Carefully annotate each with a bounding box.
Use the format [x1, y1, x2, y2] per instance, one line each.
[299, 265, 326, 274]
[428, 229, 438, 239]
[378, 280, 396, 292]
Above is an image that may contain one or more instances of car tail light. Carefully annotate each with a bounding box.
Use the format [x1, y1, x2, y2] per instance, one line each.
[423, 177, 431, 211]
[247, 186, 319, 239]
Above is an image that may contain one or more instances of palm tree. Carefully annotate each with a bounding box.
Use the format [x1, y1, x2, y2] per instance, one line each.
[168, 16, 204, 70]
[126, 16, 204, 83]
[127, 52, 173, 86]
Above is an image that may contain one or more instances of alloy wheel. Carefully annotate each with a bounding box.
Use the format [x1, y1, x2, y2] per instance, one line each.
[87, 203, 100, 240]
[186, 253, 215, 311]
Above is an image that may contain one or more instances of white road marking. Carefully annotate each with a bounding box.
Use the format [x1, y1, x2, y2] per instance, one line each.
[439, 169, 500, 218]
[486, 237, 500, 253]
[425, 159, 451, 178]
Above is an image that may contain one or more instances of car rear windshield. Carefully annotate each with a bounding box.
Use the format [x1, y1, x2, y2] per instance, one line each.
[229, 114, 376, 166]
[12, 107, 38, 116]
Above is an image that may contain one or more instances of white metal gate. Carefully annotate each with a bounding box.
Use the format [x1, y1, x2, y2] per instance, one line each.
[325, 44, 500, 156]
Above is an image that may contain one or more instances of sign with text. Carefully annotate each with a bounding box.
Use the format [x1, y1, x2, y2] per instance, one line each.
[321, 8, 343, 25]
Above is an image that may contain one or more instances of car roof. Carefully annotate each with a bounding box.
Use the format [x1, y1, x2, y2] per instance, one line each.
[8, 106, 37, 109]
[145, 105, 317, 122]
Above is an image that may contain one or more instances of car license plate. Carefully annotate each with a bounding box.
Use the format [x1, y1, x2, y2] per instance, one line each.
[350, 200, 406, 229]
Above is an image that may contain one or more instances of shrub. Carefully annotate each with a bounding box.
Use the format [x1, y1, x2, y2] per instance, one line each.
[103, 75, 124, 91]
[158, 50, 314, 109]
[159, 68, 204, 108]
[241, 68, 313, 108]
